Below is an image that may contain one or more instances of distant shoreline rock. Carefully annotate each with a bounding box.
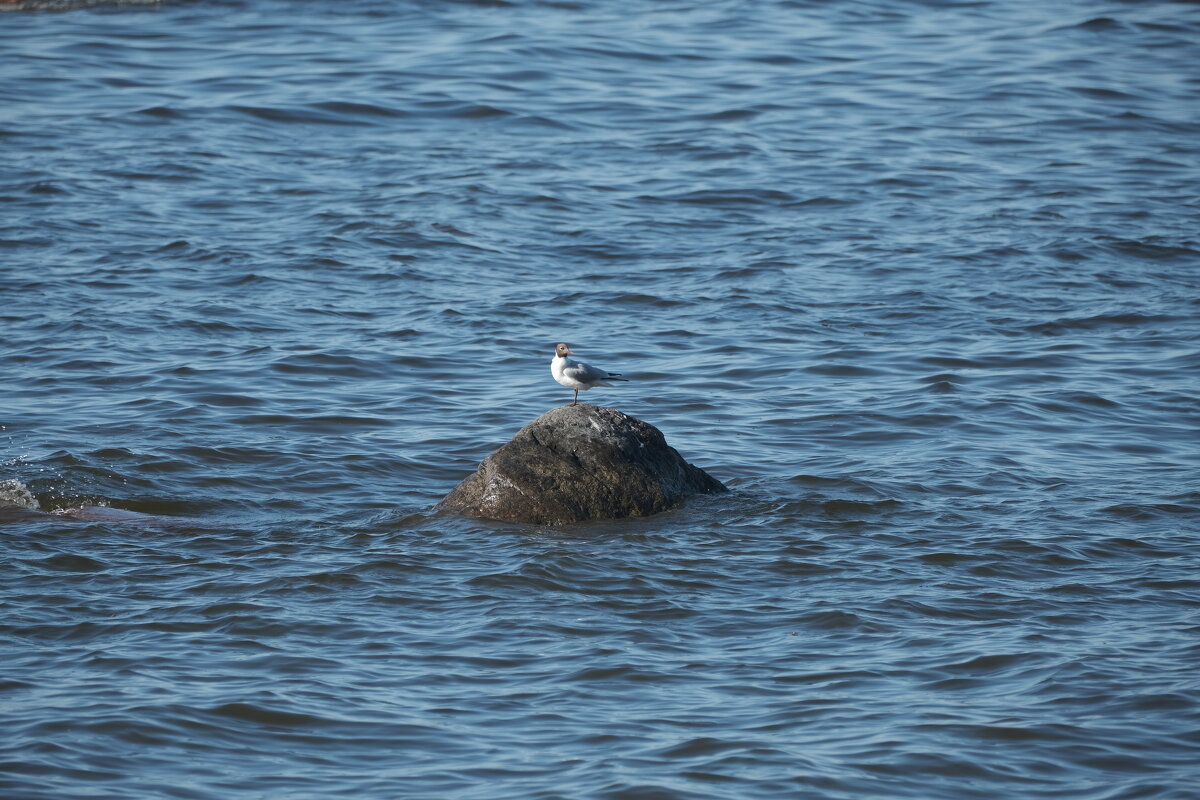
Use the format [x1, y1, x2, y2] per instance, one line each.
[0, 0, 161, 11]
[436, 404, 727, 525]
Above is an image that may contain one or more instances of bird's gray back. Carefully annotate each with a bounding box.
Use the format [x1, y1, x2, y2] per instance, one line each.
[565, 362, 609, 383]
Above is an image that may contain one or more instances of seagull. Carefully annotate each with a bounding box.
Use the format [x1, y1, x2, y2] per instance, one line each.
[551, 342, 628, 406]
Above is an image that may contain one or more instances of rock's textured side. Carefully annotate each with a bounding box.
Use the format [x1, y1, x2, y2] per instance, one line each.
[436, 404, 727, 524]
[0, 479, 36, 510]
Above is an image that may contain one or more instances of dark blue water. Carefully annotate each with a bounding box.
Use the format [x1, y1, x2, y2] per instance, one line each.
[3, 1, 1199, 798]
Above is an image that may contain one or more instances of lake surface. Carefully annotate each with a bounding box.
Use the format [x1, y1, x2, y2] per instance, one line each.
[2, 1, 1199, 798]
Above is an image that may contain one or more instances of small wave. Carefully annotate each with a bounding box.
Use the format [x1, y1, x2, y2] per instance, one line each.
[777, 497, 902, 519]
[687, 107, 762, 122]
[1105, 239, 1200, 261]
[309, 100, 405, 119]
[1027, 313, 1178, 335]
[210, 702, 335, 728]
[36, 553, 107, 572]
[803, 363, 885, 377]
[269, 352, 389, 378]
[229, 104, 376, 127]
[1065, 17, 1124, 32]
[638, 188, 799, 207]
[1100, 503, 1198, 520]
[135, 105, 185, 119]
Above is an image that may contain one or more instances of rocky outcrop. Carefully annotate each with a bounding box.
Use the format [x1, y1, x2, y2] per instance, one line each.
[0, 479, 36, 510]
[1, 1, 162, 11]
[437, 404, 726, 525]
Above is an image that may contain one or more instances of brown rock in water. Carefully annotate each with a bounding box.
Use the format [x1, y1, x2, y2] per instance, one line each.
[436, 404, 726, 525]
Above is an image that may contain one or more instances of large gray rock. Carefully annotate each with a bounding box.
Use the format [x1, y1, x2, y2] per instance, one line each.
[437, 404, 726, 524]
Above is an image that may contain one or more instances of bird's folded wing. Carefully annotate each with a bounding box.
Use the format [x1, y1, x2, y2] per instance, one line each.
[564, 363, 608, 383]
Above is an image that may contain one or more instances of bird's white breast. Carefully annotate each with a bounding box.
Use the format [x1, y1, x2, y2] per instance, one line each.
[551, 355, 585, 389]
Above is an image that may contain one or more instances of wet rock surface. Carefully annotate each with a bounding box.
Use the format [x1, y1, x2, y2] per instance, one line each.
[437, 404, 727, 525]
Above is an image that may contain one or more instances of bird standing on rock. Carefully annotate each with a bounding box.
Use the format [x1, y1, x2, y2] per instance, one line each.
[551, 343, 628, 406]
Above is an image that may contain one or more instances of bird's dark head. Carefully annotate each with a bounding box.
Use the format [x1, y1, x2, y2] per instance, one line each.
[555, 343, 573, 357]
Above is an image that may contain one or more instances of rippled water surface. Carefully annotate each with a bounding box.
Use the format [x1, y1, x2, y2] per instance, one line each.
[3, 1, 1199, 798]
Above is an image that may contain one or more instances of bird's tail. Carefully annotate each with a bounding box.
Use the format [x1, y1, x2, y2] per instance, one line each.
[607, 372, 629, 381]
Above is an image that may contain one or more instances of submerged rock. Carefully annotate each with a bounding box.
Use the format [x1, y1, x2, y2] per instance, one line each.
[437, 404, 726, 525]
